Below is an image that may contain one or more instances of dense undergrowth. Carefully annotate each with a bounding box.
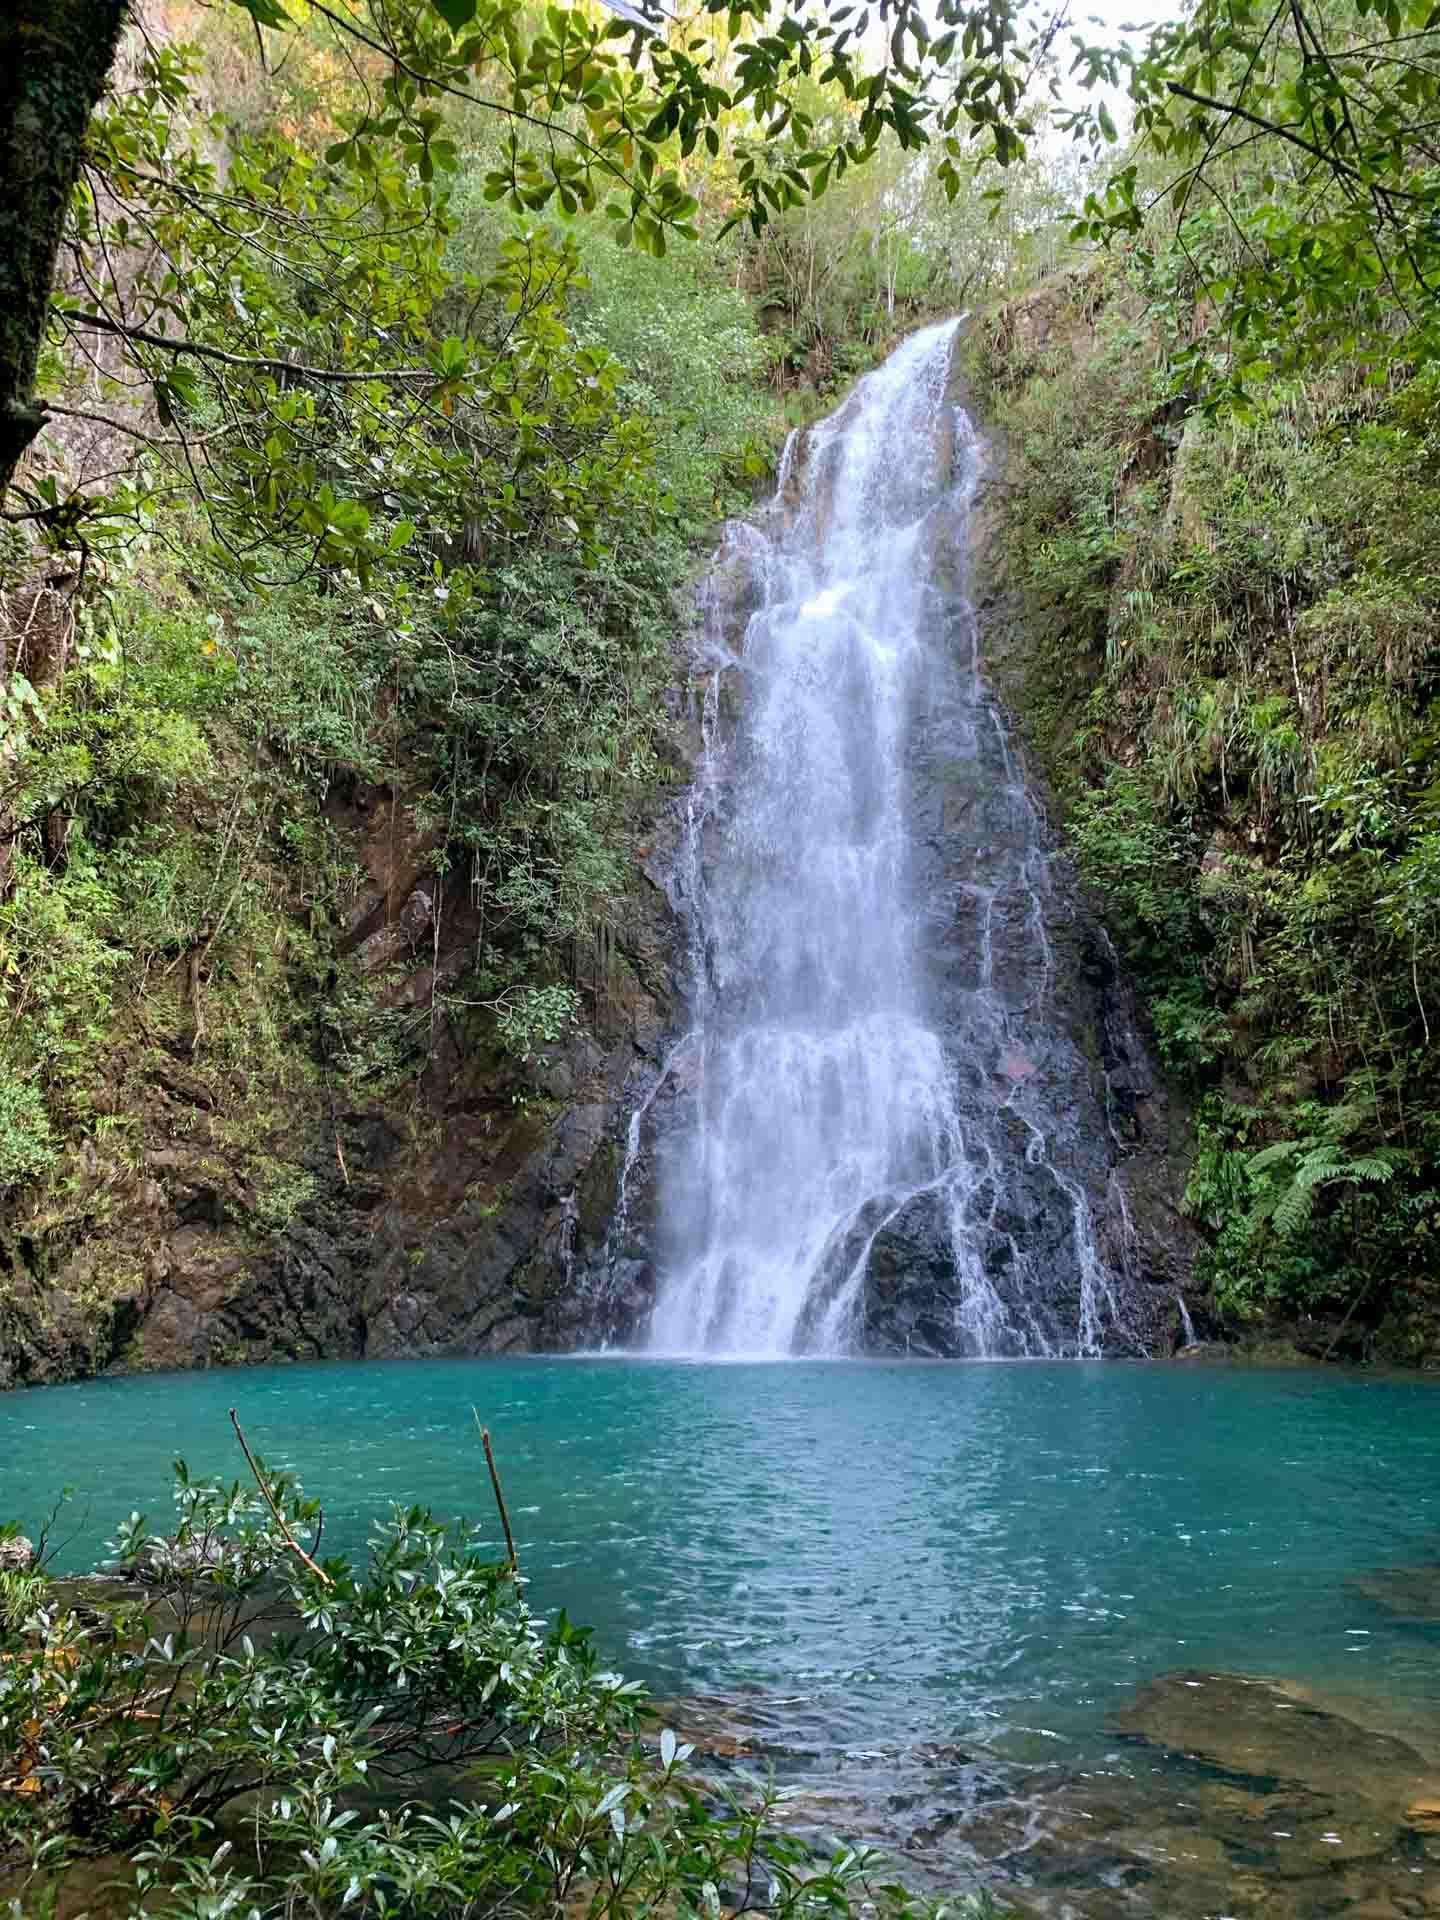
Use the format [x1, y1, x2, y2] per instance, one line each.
[967, 265, 1440, 1355]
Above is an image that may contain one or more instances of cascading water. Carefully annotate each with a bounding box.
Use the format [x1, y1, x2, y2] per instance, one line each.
[634, 320, 1157, 1359]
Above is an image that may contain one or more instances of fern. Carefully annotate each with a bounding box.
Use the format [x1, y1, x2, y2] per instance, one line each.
[1346, 1156, 1397, 1183]
[1248, 1139, 1300, 1175]
[1248, 1130, 1402, 1238]
[1296, 1155, 1350, 1186]
[1272, 1180, 1318, 1235]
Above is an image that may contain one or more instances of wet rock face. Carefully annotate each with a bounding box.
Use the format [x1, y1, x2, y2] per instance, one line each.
[850, 492, 1196, 1356]
[856, 1193, 961, 1355]
[0, 774, 683, 1390]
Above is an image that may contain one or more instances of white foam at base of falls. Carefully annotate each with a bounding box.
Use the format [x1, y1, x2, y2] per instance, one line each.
[645, 320, 1138, 1359]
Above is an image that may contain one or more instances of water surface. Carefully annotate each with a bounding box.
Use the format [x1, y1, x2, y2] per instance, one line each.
[7, 1357, 1440, 1911]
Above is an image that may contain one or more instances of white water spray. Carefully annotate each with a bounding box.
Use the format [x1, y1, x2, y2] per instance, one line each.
[645, 321, 1141, 1358]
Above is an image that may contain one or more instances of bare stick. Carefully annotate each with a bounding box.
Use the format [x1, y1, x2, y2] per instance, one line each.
[474, 1411, 519, 1576]
[229, 1407, 333, 1586]
[1321, 1276, 1375, 1363]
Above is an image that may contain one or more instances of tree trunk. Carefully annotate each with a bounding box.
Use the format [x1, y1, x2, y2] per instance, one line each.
[0, 0, 128, 501]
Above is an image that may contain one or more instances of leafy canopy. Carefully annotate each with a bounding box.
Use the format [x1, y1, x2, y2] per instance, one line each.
[1066, 0, 1440, 399]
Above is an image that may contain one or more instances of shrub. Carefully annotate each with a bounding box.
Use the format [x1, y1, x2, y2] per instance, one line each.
[0, 1457, 998, 1920]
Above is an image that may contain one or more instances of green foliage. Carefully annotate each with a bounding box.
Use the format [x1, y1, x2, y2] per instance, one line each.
[0, 1461, 995, 1920]
[1068, 0, 1440, 403]
[0, 1081, 57, 1187]
[1071, 781, 1199, 981]
[976, 254, 1440, 1344]
[10, 0, 1081, 564]
[490, 983, 582, 1063]
[552, 213, 778, 513]
[0, 567, 431, 1346]
[1247, 1104, 1401, 1237]
[406, 534, 677, 965]
[0, 23, 793, 1228]
[1, 0, 1094, 1276]
[0, 1569, 42, 1638]
[738, 117, 1087, 401]
[1184, 1096, 1411, 1319]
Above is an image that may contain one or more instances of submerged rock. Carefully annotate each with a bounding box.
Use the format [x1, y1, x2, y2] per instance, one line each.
[1113, 1669, 1436, 1808]
[1350, 1562, 1440, 1624]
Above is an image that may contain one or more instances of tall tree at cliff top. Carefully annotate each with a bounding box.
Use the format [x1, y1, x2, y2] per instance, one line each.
[1068, 0, 1440, 399]
[0, 0, 1056, 572]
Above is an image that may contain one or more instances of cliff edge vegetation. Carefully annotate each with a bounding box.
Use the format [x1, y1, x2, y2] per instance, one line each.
[967, 259, 1440, 1360]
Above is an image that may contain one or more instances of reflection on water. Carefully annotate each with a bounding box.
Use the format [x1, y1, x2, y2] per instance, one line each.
[5, 1356, 1440, 1912]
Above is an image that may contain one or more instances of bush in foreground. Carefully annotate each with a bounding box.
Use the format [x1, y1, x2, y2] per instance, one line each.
[0, 1454, 997, 1920]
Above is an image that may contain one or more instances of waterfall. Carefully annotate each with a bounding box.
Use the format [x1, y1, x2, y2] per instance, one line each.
[643, 320, 1148, 1359]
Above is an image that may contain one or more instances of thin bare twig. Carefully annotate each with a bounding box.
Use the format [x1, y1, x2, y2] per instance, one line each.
[229, 1407, 334, 1585]
[474, 1412, 519, 1576]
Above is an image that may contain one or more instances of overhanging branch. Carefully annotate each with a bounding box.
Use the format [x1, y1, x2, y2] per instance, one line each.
[62, 306, 435, 384]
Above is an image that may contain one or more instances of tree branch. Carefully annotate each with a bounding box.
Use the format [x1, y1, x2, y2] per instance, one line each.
[1165, 78, 1422, 196]
[40, 400, 231, 449]
[229, 1407, 334, 1586]
[62, 306, 434, 385]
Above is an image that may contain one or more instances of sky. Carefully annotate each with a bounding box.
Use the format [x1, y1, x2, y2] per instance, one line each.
[1048, 0, 1155, 120]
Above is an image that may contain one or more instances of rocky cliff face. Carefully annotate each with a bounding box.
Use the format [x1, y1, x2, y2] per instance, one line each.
[955, 478, 1202, 1353]
[0, 773, 683, 1391]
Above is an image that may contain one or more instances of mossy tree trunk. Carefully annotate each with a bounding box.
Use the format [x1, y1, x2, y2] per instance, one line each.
[0, 0, 128, 500]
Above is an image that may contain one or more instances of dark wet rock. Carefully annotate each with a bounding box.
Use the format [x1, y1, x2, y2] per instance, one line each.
[857, 1192, 964, 1356]
[646, 1696, 758, 1761]
[856, 500, 1196, 1355]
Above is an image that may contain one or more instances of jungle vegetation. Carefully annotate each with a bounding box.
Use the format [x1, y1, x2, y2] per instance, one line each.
[3, 0, 1440, 1366]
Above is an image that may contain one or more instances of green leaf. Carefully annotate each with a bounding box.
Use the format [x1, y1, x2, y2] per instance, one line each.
[229, 0, 291, 26]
